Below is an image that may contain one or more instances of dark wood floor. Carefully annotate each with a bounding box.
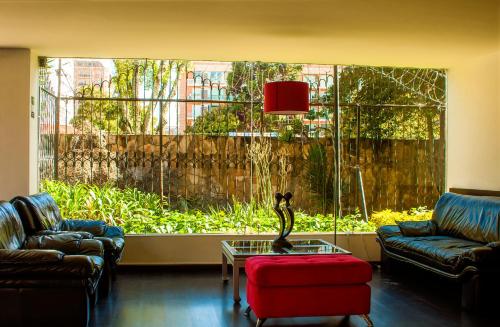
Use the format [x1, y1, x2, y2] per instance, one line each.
[90, 265, 500, 327]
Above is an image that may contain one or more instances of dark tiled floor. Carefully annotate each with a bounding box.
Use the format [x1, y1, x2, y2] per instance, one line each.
[90, 265, 500, 327]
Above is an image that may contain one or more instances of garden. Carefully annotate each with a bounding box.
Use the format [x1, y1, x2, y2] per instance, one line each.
[38, 59, 443, 236]
[42, 180, 433, 234]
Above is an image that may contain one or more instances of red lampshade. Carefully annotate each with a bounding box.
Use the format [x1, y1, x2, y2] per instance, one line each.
[264, 81, 309, 115]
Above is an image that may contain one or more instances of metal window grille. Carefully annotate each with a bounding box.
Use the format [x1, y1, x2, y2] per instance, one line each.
[38, 59, 446, 216]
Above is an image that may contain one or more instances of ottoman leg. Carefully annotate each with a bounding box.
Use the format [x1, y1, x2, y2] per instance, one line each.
[361, 314, 374, 327]
[256, 318, 267, 327]
[244, 306, 252, 317]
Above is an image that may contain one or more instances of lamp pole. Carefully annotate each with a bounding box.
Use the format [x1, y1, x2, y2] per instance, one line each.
[333, 65, 341, 246]
[54, 58, 62, 180]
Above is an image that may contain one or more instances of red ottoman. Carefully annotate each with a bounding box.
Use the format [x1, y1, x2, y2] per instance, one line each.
[244, 255, 373, 327]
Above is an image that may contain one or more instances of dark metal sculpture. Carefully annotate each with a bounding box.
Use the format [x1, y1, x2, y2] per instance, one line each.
[272, 192, 294, 249]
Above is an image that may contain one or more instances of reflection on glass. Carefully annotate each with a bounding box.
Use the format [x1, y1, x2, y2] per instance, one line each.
[224, 239, 350, 256]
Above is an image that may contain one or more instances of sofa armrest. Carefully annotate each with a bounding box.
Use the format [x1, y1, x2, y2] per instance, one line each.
[0, 251, 103, 280]
[60, 219, 107, 236]
[24, 234, 104, 257]
[463, 246, 495, 265]
[104, 225, 124, 239]
[94, 236, 124, 255]
[35, 229, 94, 239]
[377, 225, 402, 242]
[486, 242, 500, 260]
[61, 255, 104, 278]
[486, 241, 500, 249]
[0, 249, 64, 264]
[397, 220, 436, 237]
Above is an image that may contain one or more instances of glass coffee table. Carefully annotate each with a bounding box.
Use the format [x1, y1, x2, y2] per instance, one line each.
[221, 239, 350, 302]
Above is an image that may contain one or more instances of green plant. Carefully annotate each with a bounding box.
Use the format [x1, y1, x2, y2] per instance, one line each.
[278, 129, 294, 143]
[186, 105, 240, 135]
[370, 207, 433, 227]
[277, 118, 304, 142]
[306, 142, 334, 214]
[41, 180, 432, 235]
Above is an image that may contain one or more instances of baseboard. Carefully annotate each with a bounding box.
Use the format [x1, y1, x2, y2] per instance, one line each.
[117, 264, 222, 272]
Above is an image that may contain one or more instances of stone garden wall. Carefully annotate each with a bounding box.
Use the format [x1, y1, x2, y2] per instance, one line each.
[55, 134, 444, 214]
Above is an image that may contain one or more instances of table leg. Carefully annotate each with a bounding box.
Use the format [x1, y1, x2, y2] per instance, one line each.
[222, 253, 229, 282]
[233, 262, 241, 302]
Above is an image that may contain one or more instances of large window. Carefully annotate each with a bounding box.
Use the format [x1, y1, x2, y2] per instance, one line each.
[38, 59, 445, 234]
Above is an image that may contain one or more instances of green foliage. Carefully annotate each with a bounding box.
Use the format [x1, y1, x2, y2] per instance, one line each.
[277, 118, 304, 142]
[73, 59, 187, 134]
[306, 143, 334, 212]
[41, 180, 431, 234]
[322, 66, 446, 140]
[226, 62, 303, 102]
[225, 62, 304, 133]
[41, 179, 165, 232]
[370, 207, 433, 227]
[186, 105, 240, 135]
[71, 88, 124, 132]
[338, 66, 445, 106]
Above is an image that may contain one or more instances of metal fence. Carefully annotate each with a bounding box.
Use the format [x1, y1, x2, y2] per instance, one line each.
[39, 59, 446, 214]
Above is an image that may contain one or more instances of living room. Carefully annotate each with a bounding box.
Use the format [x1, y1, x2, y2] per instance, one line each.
[0, 1, 499, 327]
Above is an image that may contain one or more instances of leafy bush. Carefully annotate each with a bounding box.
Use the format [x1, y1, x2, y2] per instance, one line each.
[370, 207, 433, 227]
[185, 105, 240, 135]
[41, 180, 430, 234]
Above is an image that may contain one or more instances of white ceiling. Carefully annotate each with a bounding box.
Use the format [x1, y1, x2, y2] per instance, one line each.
[0, 0, 498, 67]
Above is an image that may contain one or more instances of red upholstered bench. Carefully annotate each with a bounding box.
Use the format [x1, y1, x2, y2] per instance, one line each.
[244, 254, 373, 327]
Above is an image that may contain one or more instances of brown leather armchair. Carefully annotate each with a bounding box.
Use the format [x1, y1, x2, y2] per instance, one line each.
[12, 193, 125, 295]
[0, 201, 104, 326]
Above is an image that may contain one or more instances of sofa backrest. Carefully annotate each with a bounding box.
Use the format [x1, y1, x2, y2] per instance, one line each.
[11, 193, 63, 234]
[432, 192, 500, 243]
[0, 201, 26, 250]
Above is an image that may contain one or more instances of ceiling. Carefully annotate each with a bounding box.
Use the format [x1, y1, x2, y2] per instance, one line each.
[0, 0, 498, 68]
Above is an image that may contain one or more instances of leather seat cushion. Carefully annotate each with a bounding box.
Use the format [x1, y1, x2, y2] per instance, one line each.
[94, 236, 124, 260]
[245, 255, 372, 287]
[383, 235, 485, 273]
[0, 255, 104, 280]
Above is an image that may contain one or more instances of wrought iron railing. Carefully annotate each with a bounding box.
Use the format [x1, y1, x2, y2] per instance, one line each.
[38, 59, 446, 214]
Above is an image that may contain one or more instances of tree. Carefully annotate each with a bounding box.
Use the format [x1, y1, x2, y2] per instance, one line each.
[226, 62, 303, 102]
[186, 105, 240, 135]
[114, 59, 187, 134]
[225, 62, 303, 132]
[71, 88, 124, 133]
[310, 66, 446, 140]
[73, 59, 187, 134]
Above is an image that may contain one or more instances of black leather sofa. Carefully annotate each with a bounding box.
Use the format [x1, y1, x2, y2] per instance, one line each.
[377, 192, 500, 309]
[0, 201, 104, 326]
[11, 193, 125, 294]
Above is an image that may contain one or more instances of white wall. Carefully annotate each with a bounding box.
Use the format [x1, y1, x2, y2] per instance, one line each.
[0, 48, 37, 200]
[446, 1, 500, 191]
[447, 52, 500, 190]
[29, 52, 39, 196]
[120, 233, 379, 265]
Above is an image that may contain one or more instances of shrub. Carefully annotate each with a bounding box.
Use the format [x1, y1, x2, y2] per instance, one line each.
[41, 180, 430, 234]
[370, 207, 433, 227]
